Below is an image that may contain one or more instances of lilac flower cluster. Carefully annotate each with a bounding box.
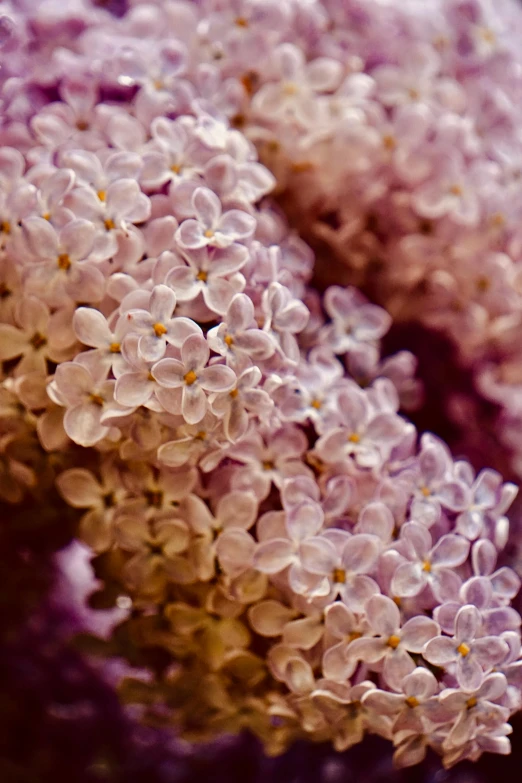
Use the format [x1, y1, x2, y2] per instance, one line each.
[1, 0, 522, 771]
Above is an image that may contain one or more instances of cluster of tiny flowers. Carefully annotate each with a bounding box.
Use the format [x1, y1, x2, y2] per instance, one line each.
[1, 0, 522, 770]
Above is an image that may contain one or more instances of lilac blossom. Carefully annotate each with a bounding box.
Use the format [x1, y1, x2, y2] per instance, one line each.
[424, 605, 510, 690]
[2, 0, 522, 770]
[152, 333, 236, 423]
[175, 186, 256, 250]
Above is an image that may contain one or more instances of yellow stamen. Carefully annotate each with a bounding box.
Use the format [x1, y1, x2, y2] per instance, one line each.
[197, 270, 208, 281]
[422, 560, 432, 573]
[90, 393, 104, 406]
[240, 72, 258, 96]
[229, 388, 239, 399]
[195, 431, 207, 441]
[203, 229, 214, 239]
[291, 161, 314, 174]
[479, 27, 496, 45]
[235, 16, 249, 27]
[224, 334, 234, 347]
[104, 218, 115, 231]
[30, 332, 47, 350]
[76, 119, 89, 131]
[382, 134, 397, 151]
[457, 642, 471, 657]
[387, 635, 401, 649]
[405, 696, 419, 708]
[348, 433, 360, 443]
[420, 486, 431, 497]
[310, 399, 322, 410]
[42, 212, 51, 221]
[110, 342, 121, 353]
[408, 87, 420, 101]
[449, 184, 463, 196]
[170, 164, 181, 174]
[57, 253, 71, 270]
[466, 697, 477, 709]
[97, 190, 106, 202]
[283, 82, 298, 96]
[153, 322, 167, 337]
[1, 220, 11, 234]
[262, 460, 274, 471]
[332, 568, 346, 584]
[347, 631, 362, 643]
[184, 370, 197, 386]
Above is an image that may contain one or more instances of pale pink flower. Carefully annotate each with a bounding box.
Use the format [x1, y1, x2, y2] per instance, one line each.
[345, 594, 439, 691]
[322, 286, 392, 355]
[163, 244, 248, 315]
[22, 216, 102, 305]
[228, 425, 311, 500]
[48, 361, 131, 446]
[362, 667, 446, 735]
[424, 604, 510, 690]
[440, 673, 510, 750]
[73, 306, 129, 376]
[152, 333, 236, 424]
[209, 365, 273, 442]
[0, 295, 75, 376]
[207, 293, 275, 370]
[125, 284, 200, 362]
[391, 522, 470, 601]
[175, 186, 256, 250]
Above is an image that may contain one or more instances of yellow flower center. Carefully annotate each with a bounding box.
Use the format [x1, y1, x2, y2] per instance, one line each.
[422, 560, 432, 573]
[457, 642, 471, 657]
[153, 322, 167, 337]
[405, 696, 419, 708]
[97, 190, 106, 202]
[30, 332, 47, 350]
[224, 334, 234, 347]
[466, 697, 477, 709]
[387, 635, 401, 649]
[479, 27, 496, 45]
[263, 460, 274, 471]
[229, 388, 239, 399]
[476, 276, 490, 293]
[382, 134, 397, 150]
[332, 568, 346, 584]
[420, 486, 431, 497]
[310, 399, 322, 410]
[1, 220, 11, 234]
[89, 393, 105, 406]
[42, 212, 51, 221]
[57, 253, 71, 270]
[197, 270, 208, 281]
[283, 81, 298, 96]
[104, 218, 115, 231]
[235, 16, 249, 27]
[449, 184, 463, 197]
[348, 433, 360, 443]
[110, 342, 121, 353]
[204, 229, 214, 239]
[195, 431, 207, 441]
[184, 370, 198, 386]
[170, 164, 181, 174]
